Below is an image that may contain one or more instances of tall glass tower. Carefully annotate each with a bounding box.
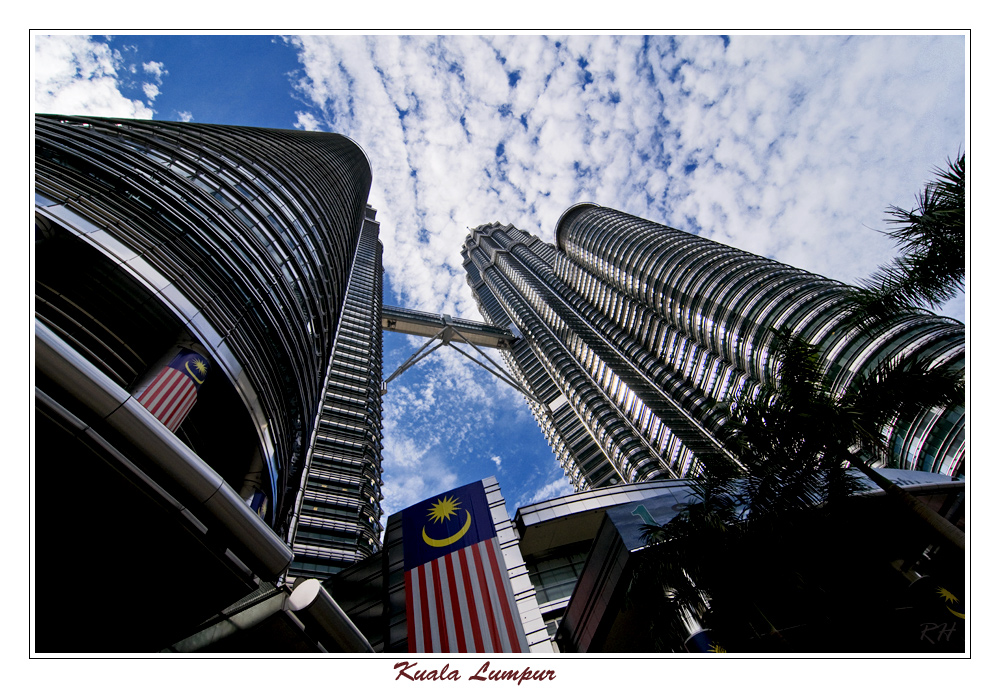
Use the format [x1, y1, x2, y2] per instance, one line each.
[462, 204, 965, 490]
[34, 115, 384, 647]
[286, 206, 385, 579]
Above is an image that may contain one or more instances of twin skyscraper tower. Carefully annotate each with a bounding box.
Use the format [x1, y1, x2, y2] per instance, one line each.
[33, 117, 964, 649]
[463, 206, 965, 489]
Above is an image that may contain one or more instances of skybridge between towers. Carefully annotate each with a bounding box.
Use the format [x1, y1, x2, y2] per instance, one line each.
[380, 304, 540, 402]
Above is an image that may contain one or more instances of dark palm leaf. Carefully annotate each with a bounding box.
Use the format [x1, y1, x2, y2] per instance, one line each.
[631, 327, 963, 649]
[849, 154, 965, 328]
[839, 355, 964, 463]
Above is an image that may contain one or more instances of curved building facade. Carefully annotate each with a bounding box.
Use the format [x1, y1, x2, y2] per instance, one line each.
[34, 115, 384, 648]
[463, 205, 965, 490]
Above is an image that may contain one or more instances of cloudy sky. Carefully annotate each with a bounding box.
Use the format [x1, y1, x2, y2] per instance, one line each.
[32, 33, 967, 523]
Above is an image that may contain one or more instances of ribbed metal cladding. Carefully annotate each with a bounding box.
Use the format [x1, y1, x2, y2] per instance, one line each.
[555, 204, 965, 477]
[34, 114, 376, 529]
[463, 222, 735, 490]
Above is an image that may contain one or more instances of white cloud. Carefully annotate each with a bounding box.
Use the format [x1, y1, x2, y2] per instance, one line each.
[287, 35, 965, 322]
[526, 477, 575, 505]
[294, 111, 322, 131]
[378, 339, 528, 517]
[34, 34, 965, 526]
[177, 110, 194, 122]
[33, 35, 156, 118]
[288, 35, 964, 516]
[142, 60, 167, 82]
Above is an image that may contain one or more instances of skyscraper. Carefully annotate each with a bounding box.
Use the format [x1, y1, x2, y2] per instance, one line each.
[286, 206, 385, 580]
[34, 114, 383, 648]
[462, 203, 965, 489]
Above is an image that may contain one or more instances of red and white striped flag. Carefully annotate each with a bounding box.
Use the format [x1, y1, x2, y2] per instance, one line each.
[401, 481, 528, 653]
[136, 348, 210, 432]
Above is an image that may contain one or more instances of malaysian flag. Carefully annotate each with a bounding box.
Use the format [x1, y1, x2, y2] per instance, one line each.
[401, 481, 529, 653]
[136, 348, 210, 432]
[248, 489, 268, 519]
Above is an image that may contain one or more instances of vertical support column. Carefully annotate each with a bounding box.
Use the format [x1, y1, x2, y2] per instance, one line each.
[131, 341, 211, 433]
[239, 447, 269, 518]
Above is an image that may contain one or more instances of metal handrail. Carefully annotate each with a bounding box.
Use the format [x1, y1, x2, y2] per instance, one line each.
[35, 319, 294, 579]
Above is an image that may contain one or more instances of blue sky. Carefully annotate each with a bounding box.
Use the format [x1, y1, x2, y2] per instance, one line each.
[33, 33, 967, 525]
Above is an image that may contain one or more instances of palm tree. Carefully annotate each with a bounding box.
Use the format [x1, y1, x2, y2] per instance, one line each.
[726, 331, 965, 551]
[630, 472, 739, 650]
[633, 329, 964, 650]
[851, 154, 965, 328]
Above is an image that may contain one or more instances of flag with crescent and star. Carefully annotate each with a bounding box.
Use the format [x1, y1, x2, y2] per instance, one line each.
[136, 348, 210, 432]
[400, 480, 528, 653]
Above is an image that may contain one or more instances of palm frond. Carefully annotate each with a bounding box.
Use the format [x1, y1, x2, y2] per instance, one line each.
[848, 154, 965, 327]
[841, 356, 964, 460]
[633, 324, 964, 648]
